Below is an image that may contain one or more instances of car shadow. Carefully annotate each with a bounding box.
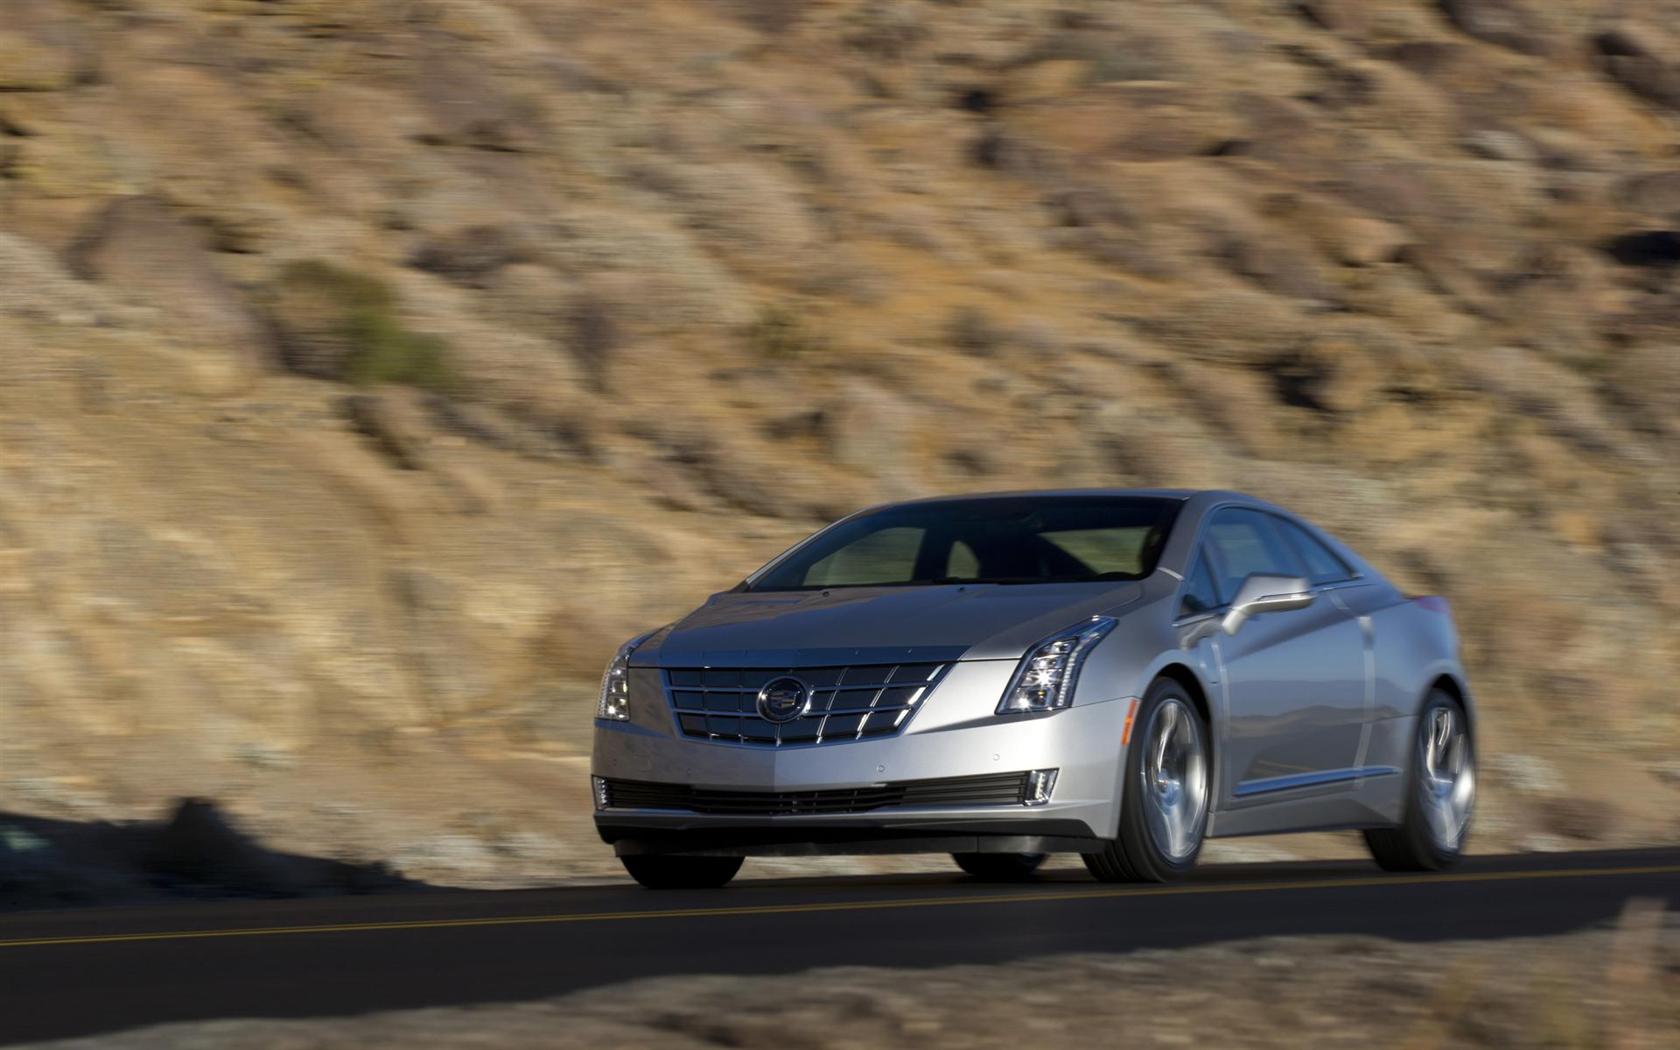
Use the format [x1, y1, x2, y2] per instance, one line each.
[722, 845, 1680, 892]
[0, 800, 426, 914]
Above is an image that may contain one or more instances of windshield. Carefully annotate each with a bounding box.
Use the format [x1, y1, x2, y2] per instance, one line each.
[746, 496, 1182, 591]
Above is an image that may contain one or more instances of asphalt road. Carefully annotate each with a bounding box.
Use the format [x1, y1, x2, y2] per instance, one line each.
[2, 847, 1677, 1046]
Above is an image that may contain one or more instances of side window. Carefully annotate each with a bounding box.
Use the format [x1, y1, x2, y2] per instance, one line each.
[1204, 508, 1304, 598]
[945, 539, 980, 580]
[1277, 518, 1354, 585]
[1179, 548, 1221, 617]
[804, 527, 926, 587]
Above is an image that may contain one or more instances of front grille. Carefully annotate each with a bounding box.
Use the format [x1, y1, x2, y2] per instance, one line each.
[600, 772, 1033, 815]
[663, 662, 950, 746]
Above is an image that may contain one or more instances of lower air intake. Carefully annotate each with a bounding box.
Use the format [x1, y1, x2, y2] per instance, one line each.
[599, 772, 1033, 816]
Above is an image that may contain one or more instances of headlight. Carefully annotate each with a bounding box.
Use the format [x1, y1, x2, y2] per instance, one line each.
[998, 616, 1117, 714]
[596, 631, 655, 722]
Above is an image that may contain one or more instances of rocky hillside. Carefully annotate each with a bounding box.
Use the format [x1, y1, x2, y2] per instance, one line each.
[2, 0, 1678, 885]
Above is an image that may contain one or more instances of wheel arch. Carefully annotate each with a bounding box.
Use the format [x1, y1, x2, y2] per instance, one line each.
[1149, 661, 1219, 800]
[1153, 661, 1212, 726]
[1425, 671, 1476, 737]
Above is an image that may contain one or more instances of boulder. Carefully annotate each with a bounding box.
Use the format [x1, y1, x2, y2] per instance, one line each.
[1379, 40, 1465, 77]
[1461, 129, 1535, 163]
[1294, 0, 1367, 34]
[825, 379, 911, 476]
[1333, 216, 1413, 268]
[1219, 229, 1334, 302]
[1538, 796, 1618, 842]
[1619, 171, 1680, 219]
[1294, 338, 1386, 414]
[1594, 27, 1680, 112]
[414, 51, 549, 152]
[64, 196, 272, 372]
[566, 284, 622, 391]
[0, 29, 78, 92]
[1606, 342, 1680, 442]
[945, 305, 1004, 356]
[1488, 753, 1565, 797]
[343, 388, 432, 471]
[1437, 0, 1550, 57]
[409, 225, 532, 287]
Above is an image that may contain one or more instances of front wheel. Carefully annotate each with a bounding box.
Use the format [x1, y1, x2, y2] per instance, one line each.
[951, 852, 1046, 881]
[1083, 677, 1210, 883]
[1364, 690, 1475, 872]
[621, 854, 744, 889]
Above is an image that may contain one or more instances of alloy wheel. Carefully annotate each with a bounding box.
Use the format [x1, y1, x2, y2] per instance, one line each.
[1139, 698, 1209, 861]
[1418, 704, 1475, 852]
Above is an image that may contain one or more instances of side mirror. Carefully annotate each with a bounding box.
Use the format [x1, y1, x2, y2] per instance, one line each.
[1221, 574, 1313, 635]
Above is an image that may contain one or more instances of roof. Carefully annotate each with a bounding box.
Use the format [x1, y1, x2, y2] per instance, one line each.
[878, 488, 1207, 507]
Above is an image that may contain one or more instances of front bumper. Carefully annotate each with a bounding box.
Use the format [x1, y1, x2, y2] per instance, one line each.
[591, 662, 1134, 857]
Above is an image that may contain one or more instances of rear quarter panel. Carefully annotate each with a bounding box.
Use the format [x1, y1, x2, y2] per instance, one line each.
[1364, 597, 1474, 774]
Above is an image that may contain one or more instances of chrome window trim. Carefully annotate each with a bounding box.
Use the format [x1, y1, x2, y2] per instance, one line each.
[1169, 501, 1366, 621]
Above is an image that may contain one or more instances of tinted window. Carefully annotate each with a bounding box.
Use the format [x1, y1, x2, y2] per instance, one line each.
[945, 540, 980, 579]
[1277, 518, 1354, 585]
[1204, 508, 1304, 598]
[749, 497, 1182, 591]
[1180, 548, 1221, 617]
[804, 526, 925, 587]
[1040, 527, 1153, 576]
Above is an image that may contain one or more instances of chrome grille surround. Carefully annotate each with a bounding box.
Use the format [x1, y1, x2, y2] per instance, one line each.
[599, 772, 1033, 815]
[662, 662, 951, 747]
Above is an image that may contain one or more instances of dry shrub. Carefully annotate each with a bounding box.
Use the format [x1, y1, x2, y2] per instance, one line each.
[268, 260, 456, 392]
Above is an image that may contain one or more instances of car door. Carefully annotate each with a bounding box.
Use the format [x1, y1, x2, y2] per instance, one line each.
[1198, 508, 1368, 806]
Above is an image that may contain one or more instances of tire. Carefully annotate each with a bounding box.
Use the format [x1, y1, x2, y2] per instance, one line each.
[1364, 689, 1475, 872]
[621, 854, 744, 889]
[951, 852, 1047, 881]
[1083, 677, 1210, 883]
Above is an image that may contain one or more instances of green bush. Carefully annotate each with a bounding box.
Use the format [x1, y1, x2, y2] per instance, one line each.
[338, 311, 455, 391]
[271, 260, 457, 393]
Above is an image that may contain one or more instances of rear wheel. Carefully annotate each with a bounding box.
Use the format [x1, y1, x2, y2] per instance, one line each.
[1364, 690, 1474, 872]
[620, 855, 744, 889]
[1083, 677, 1210, 883]
[950, 852, 1046, 881]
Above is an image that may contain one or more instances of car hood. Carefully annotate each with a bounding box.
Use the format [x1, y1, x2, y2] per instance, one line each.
[634, 582, 1145, 667]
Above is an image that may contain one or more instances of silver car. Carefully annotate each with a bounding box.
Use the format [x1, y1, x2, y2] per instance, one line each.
[592, 490, 1476, 888]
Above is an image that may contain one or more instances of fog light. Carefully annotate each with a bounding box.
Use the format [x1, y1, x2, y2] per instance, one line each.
[1025, 768, 1058, 806]
[592, 775, 610, 811]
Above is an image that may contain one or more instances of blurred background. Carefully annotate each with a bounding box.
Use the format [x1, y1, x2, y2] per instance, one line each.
[0, 0, 1677, 903]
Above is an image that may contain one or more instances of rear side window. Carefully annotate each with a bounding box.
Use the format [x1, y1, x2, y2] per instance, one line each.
[1277, 518, 1355, 585]
[1204, 508, 1304, 597]
[945, 540, 980, 579]
[1179, 548, 1222, 617]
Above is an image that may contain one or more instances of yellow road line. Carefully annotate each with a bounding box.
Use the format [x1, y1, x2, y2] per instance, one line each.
[2, 863, 1675, 951]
